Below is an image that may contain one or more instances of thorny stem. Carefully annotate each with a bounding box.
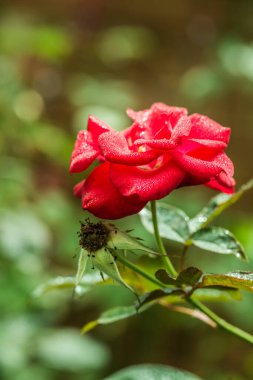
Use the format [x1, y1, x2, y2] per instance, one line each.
[150, 201, 177, 276]
[149, 200, 253, 346]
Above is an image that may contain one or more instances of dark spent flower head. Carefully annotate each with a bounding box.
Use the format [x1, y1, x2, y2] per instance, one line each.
[78, 219, 110, 252]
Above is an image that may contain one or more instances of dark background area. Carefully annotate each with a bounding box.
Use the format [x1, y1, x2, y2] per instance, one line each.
[0, 1, 253, 379]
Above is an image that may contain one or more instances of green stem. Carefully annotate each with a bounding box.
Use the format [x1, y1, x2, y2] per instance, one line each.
[150, 200, 253, 346]
[150, 201, 177, 276]
[117, 254, 163, 288]
[118, 251, 253, 345]
[180, 245, 188, 271]
[188, 296, 253, 345]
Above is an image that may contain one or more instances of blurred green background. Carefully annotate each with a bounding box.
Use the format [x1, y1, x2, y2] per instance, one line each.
[1, 1, 253, 379]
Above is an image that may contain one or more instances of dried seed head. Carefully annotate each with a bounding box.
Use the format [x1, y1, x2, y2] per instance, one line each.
[78, 219, 110, 253]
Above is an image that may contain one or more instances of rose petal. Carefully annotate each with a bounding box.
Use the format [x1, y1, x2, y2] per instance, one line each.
[171, 116, 191, 140]
[110, 161, 185, 203]
[133, 138, 177, 150]
[98, 131, 160, 165]
[81, 163, 147, 219]
[124, 122, 151, 145]
[73, 180, 85, 198]
[189, 114, 231, 144]
[127, 103, 187, 133]
[211, 152, 234, 176]
[126, 103, 187, 146]
[70, 130, 98, 173]
[179, 138, 227, 153]
[132, 117, 191, 151]
[173, 151, 233, 179]
[205, 173, 235, 194]
[70, 116, 112, 174]
[178, 174, 208, 188]
[127, 108, 150, 124]
[87, 115, 112, 139]
[148, 103, 188, 132]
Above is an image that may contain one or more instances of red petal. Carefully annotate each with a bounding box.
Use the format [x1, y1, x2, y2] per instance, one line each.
[98, 131, 160, 165]
[179, 138, 227, 153]
[205, 173, 235, 194]
[127, 103, 187, 135]
[150, 103, 188, 115]
[133, 117, 191, 151]
[87, 115, 112, 140]
[70, 130, 98, 173]
[173, 151, 233, 179]
[148, 103, 188, 132]
[81, 163, 147, 219]
[73, 180, 85, 198]
[189, 114, 231, 144]
[70, 116, 112, 174]
[133, 138, 176, 151]
[130, 114, 191, 151]
[211, 153, 234, 176]
[110, 161, 185, 203]
[126, 108, 150, 124]
[171, 116, 191, 140]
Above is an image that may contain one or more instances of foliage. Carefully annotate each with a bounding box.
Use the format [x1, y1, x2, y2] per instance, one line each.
[105, 364, 202, 380]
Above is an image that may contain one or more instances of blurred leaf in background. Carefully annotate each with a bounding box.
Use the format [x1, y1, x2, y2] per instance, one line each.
[0, 14, 72, 60]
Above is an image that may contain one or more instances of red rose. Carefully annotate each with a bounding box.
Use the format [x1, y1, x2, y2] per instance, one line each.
[70, 103, 235, 219]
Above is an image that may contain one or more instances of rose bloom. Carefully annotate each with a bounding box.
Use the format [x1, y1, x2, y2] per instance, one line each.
[70, 103, 235, 219]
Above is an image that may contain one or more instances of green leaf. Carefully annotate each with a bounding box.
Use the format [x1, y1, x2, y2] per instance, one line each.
[81, 305, 150, 334]
[155, 269, 178, 285]
[138, 288, 184, 307]
[189, 178, 253, 233]
[74, 247, 135, 295]
[105, 364, 203, 380]
[93, 249, 134, 293]
[177, 267, 203, 287]
[155, 267, 203, 287]
[194, 287, 241, 301]
[139, 203, 190, 243]
[75, 249, 89, 286]
[98, 305, 138, 324]
[0, 20, 72, 60]
[201, 272, 253, 292]
[37, 329, 110, 372]
[191, 227, 246, 259]
[33, 276, 87, 297]
[33, 272, 106, 298]
[108, 225, 160, 256]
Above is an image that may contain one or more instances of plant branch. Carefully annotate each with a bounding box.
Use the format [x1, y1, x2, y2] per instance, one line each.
[179, 245, 188, 271]
[188, 296, 253, 345]
[118, 247, 253, 345]
[117, 254, 163, 288]
[150, 201, 177, 276]
[149, 200, 253, 346]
